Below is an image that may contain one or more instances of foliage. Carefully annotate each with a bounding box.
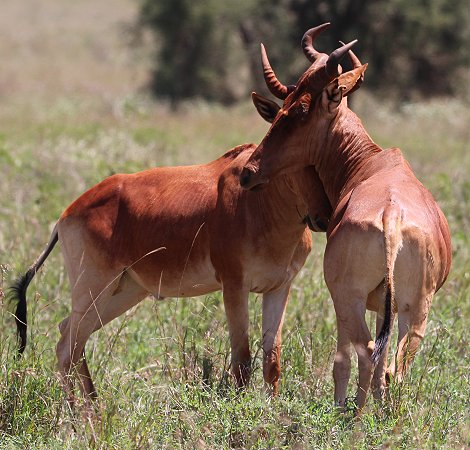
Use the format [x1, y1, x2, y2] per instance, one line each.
[139, 0, 470, 103]
[0, 92, 469, 447]
[139, 0, 233, 104]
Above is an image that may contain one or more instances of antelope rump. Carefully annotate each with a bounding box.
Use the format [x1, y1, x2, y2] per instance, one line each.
[241, 23, 452, 412]
[10, 142, 331, 407]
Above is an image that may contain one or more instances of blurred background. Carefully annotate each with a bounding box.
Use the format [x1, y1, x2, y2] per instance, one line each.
[1, 0, 469, 106]
[139, 0, 470, 104]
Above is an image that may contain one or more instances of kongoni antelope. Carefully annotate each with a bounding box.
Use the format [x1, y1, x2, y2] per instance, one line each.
[10, 143, 331, 406]
[240, 23, 452, 411]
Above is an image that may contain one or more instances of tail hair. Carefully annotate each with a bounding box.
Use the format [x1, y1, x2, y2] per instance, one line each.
[371, 206, 401, 365]
[371, 282, 392, 364]
[9, 270, 36, 354]
[8, 225, 59, 355]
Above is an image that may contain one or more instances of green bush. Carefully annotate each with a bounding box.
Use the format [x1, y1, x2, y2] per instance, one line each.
[139, 0, 470, 104]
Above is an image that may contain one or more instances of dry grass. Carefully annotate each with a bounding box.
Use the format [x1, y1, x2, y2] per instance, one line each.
[0, 0, 469, 448]
[0, 0, 149, 98]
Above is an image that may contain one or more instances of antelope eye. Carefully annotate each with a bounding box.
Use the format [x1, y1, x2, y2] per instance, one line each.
[295, 94, 312, 117]
[291, 100, 310, 119]
[300, 101, 310, 114]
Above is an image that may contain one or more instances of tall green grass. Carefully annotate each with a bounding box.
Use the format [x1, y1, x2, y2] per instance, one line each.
[0, 94, 468, 448]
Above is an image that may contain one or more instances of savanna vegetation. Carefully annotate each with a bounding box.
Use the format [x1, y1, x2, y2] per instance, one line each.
[0, 0, 469, 448]
[139, 0, 470, 103]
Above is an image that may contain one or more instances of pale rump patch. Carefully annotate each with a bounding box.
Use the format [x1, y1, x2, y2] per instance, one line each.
[242, 23, 451, 413]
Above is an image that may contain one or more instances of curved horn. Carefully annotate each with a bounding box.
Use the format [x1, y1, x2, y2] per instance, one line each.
[261, 43, 295, 100]
[339, 40, 362, 69]
[326, 39, 358, 77]
[301, 22, 331, 63]
[339, 40, 365, 94]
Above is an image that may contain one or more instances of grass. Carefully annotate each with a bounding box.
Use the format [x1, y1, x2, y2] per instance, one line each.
[1, 0, 469, 447]
[0, 93, 468, 449]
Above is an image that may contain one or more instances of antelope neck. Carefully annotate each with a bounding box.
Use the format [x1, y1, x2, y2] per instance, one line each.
[315, 108, 381, 207]
[258, 172, 310, 236]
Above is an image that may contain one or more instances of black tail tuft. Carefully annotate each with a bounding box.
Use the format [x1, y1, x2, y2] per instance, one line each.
[8, 271, 34, 355]
[8, 224, 59, 355]
[371, 283, 392, 365]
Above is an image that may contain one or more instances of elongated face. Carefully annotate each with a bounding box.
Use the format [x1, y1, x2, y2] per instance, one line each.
[240, 24, 366, 191]
[240, 84, 325, 190]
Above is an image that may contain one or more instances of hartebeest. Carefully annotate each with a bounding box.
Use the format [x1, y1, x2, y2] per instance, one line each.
[240, 23, 452, 410]
[10, 142, 331, 404]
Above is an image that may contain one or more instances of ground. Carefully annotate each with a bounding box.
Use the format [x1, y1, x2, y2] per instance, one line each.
[0, 0, 468, 448]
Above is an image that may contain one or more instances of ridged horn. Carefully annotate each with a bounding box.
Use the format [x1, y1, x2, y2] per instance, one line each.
[261, 43, 295, 100]
[301, 22, 331, 63]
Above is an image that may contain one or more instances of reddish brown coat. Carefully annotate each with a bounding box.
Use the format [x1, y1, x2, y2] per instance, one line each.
[12, 142, 331, 404]
[241, 25, 451, 411]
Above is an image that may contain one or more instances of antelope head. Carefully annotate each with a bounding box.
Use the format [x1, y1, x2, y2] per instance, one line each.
[240, 23, 367, 190]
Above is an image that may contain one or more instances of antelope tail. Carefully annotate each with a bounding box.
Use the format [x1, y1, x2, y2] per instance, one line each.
[372, 207, 401, 364]
[9, 223, 59, 354]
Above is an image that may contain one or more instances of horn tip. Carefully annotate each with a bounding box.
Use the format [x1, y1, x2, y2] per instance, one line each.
[338, 39, 358, 50]
[303, 22, 331, 40]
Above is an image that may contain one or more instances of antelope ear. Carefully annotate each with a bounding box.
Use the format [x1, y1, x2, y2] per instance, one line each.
[252, 92, 281, 123]
[323, 64, 368, 112]
[338, 63, 368, 96]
